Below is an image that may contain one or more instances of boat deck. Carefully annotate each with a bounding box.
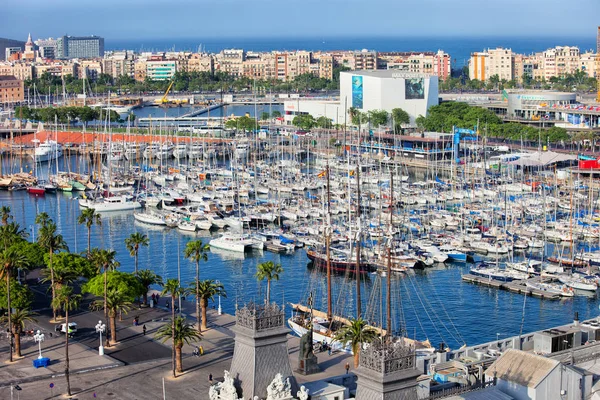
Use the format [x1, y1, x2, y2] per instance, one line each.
[461, 274, 561, 300]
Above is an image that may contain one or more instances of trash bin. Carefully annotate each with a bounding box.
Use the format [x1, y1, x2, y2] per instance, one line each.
[33, 357, 50, 368]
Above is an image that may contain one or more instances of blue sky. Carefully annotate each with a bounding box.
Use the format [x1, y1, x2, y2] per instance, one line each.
[3, 0, 598, 40]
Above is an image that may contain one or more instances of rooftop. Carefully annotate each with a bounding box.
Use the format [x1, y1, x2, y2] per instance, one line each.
[484, 349, 558, 389]
[340, 70, 433, 78]
[0, 75, 18, 82]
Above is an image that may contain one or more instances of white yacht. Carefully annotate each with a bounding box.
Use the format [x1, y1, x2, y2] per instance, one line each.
[78, 195, 142, 212]
[124, 143, 146, 160]
[209, 233, 261, 253]
[173, 143, 189, 159]
[33, 140, 63, 162]
[134, 211, 167, 225]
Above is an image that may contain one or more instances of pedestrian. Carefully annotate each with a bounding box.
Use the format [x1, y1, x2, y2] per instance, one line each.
[142, 325, 147, 336]
[328, 347, 331, 356]
[151, 293, 156, 302]
[209, 373, 213, 383]
[199, 345, 204, 356]
[345, 362, 350, 374]
[156, 294, 160, 304]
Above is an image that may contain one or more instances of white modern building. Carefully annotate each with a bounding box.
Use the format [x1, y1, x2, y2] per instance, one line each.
[282, 98, 345, 126]
[339, 70, 439, 126]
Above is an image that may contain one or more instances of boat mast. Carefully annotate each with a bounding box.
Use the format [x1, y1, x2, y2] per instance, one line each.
[325, 162, 332, 321]
[355, 163, 362, 319]
[386, 170, 393, 335]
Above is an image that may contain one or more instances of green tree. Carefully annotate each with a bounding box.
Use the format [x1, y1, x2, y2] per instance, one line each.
[333, 318, 379, 367]
[0, 280, 34, 358]
[255, 261, 283, 304]
[88, 248, 120, 347]
[271, 110, 282, 119]
[390, 108, 409, 133]
[37, 218, 68, 321]
[190, 279, 226, 331]
[52, 285, 81, 397]
[1, 206, 12, 225]
[155, 316, 202, 374]
[260, 112, 270, 121]
[161, 279, 189, 377]
[77, 208, 102, 256]
[292, 114, 316, 130]
[84, 271, 142, 343]
[0, 246, 31, 362]
[316, 116, 332, 129]
[0, 308, 37, 358]
[184, 240, 210, 333]
[124, 232, 149, 274]
[367, 110, 389, 128]
[135, 269, 164, 305]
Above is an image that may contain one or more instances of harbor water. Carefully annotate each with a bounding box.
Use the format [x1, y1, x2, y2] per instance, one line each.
[3, 154, 600, 350]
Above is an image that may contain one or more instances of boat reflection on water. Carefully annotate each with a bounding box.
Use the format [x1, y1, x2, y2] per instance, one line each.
[210, 246, 247, 261]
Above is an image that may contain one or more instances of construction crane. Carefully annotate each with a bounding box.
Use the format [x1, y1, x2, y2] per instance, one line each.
[157, 80, 175, 105]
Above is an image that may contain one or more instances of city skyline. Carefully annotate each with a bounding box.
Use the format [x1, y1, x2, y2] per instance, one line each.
[3, 0, 598, 40]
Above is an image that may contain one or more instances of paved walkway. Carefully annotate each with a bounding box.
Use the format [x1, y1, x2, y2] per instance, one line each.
[0, 281, 354, 398]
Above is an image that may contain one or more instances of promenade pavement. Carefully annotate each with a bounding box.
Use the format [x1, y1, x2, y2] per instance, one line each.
[0, 283, 354, 398]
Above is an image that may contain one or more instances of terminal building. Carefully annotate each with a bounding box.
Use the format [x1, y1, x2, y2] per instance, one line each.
[486, 90, 600, 129]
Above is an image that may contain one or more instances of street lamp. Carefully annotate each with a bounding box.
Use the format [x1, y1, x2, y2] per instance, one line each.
[33, 330, 45, 359]
[95, 320, 106, 356]
[216, 280, 222, 315]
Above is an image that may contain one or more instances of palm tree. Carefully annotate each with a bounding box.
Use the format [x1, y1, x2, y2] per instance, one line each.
[184, 240, 209, 333]
[255, 261, 283, 304]
[0, 308, 37, 358]
[191, 279, 226, 331]
[52, 285, 81, 398]
[161, 278, 189, 377]
[89, 248, 119, 347]
[0, 246, 30, 362]
[155, 316, 201, 374]
[91, 288, 132, 343]
[124, 232, 149, 274]
[1, 206, 12, 225]
[40, 255, 80, 321]
[77, 208, 101, 256]
[333, 318, 379, 367]
[0, 222, 28, 249]
[135, 269, 163, 305]
[37, 220, 68, 321]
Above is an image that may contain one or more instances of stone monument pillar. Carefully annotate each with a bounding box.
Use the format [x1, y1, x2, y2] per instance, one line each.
[229, 302, 298, 399]
[354, 339, 422, 400]
[297, 326, 320, 375]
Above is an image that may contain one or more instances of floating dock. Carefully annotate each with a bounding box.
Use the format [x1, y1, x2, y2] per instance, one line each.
[461, 274, 561, 300]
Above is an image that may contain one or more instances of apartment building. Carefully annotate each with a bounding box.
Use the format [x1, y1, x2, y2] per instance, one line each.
[103, 51, 135, 78]
[146, 59, 176, 81]
[351, 50, 377, 70]
[468, 48, 513, 82]
[215, 49, 245, 77]
[381, 51, 450, 80]
[0, 76, 24, 102]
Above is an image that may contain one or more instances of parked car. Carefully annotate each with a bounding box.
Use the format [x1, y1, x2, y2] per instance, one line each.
[55, 322, 78, 336]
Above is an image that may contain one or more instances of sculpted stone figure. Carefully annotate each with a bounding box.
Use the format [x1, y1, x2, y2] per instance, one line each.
[266, 373, 292, 399]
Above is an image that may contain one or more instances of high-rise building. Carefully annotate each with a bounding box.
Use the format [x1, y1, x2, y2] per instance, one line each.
[36, 38, 57, 59]
[56, 35, 104, 59]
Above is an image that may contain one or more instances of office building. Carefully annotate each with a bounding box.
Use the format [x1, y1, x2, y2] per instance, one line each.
[146, 59, 176, 80]
[56, 35, 104, 59]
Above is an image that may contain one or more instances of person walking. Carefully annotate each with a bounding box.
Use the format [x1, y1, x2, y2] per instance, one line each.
[209, 373, 213, 383]
[345, 362, 350, 374]
[142, 325, 147, 336]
